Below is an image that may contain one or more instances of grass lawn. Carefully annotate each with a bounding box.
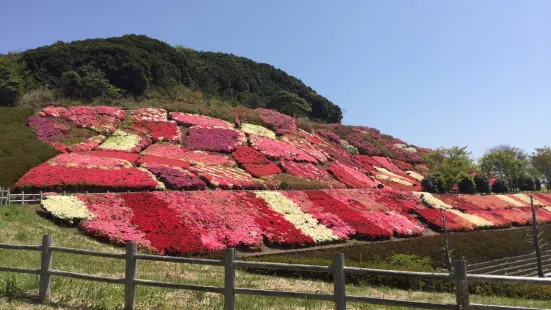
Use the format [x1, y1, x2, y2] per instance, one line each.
[0, 205, 550, 310]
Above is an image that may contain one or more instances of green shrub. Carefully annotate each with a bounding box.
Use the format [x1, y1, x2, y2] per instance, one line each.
[457, 174, 476, 194]
[536, 178, 542, 191]
[492, 178, 509, 193]
[474, 174, 491, 193]
[0, 107, 58, 187]
[518, 174, 536, 191]
[421, 175, 446, 193]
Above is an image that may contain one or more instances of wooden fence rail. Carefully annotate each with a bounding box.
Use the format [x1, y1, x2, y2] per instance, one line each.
[0, 188, 42, 206]
[1, 236, 551, 309]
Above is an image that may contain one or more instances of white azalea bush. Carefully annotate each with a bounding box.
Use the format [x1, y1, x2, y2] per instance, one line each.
[42, 195, 92, 223]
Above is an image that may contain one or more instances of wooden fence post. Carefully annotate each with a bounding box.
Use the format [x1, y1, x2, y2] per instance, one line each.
[454, 260, 469, 310]
[21, 191, 25, 205]
[124, 241, 137, 310]
[7, 188, 10, 205]
[39, 235, 53, 302]
[40, 191, 43, 202]
[332, 253, 346, 310]
[224, 248, 236, 310]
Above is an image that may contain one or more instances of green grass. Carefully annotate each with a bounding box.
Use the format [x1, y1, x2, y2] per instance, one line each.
[1, 206, 551, 309]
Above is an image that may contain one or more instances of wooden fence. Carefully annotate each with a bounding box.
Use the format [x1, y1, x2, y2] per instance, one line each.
[0, 188, 42, 206]
[2, 236, 551, 309]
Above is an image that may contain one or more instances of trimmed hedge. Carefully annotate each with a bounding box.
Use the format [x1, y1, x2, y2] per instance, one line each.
[0, 107, 58, 187]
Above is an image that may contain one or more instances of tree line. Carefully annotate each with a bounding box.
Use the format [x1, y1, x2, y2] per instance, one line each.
[421, 145, 551, 194]
[0, 34, 342, 123]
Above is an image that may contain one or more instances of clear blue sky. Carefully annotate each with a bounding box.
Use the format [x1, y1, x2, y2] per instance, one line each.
[1, 1, 549, 158]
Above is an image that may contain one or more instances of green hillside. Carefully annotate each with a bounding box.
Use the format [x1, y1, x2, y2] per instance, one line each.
[0, 34, 342, 123]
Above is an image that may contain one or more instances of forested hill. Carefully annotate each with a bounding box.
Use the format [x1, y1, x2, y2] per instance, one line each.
[0, 34, 343, 123]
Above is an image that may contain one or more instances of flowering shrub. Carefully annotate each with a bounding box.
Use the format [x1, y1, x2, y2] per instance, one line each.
[254, 191, 337, 242]
[170, 112, 233, 128]
[316, 129, 342, 144]
[186, 126, 246, 152]
[282, 191, 355, 239]
[346, 133, 381, 156]
[281, 136, 328, 163]
[137, 155, 191, 169]
[39, 106, 68, 118]
[189, 165, 263, 189]
[75, 151, 141, 163]
[15, 164, 163, 190]
[533, 194, 551, 206]
[373, 156, 405, 175]
[490, 208, 533, 225]
[28, 116, 104, 153]
[413, 192, 453, 209]
[341, 140, 359, 155]
[141, 143, 190, 159]
[145, 165, 206, 190]
[279, 161, 345, 189]
[392, 159, 414, 171]
[47, 153, 133, 169]
[242, 163, 282, 178]
[262, 174, 331, 190]
[240, 123, 276, 139]
[369, 189, 425, 212]
[374, 167, 415, 186]
[131, 108, 168, 122]
[77, 193, 152, 247]
[326, 162, 378, 188]
[98, 129, 152, 153]
[406, 171, 424, 181]
[458, 195, 511, 210]
[447, 209, 494, 228]
[436, 195, 485, 211]
[512, 193, 544, 206]
[42, 195, 92, 223]
[495, 195, 526, 207]
[131, 121, 182, 143]
[142, 144, 237, 166]
[257, 108, 297, 135]
[60, 106, 125, 134]
[298, 129, 324, 145]
[466, 210, 512, 228]
[232, 146, 271, 165]
[249, 135, 317, 163]
[415, 209, 477, 231]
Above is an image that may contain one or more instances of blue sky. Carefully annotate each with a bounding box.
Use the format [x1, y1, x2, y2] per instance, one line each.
[1, 1, 549, 158]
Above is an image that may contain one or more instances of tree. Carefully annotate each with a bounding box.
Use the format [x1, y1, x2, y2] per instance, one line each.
[532, 147, 551, 189]
[458, 174, 476, 194]
[479, 145, 529, 191]
[517, 174, 535, 191]
[0, 54, 26, 106]
[267, 91, 312, 118]
[423, 146, 474, 192]
[473, 174, 491, 194]
[492, 178, 509, 193]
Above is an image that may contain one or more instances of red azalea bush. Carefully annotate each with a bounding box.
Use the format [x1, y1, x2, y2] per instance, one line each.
[490, 209, 533, 226]
[170, 112, 233, 128]
[458, 195, 512, 210]
[242, 163, 282, 178]
[325, 189, 390, 211]
[15, 164, 161, 190]
[138, 155, 191, 169]
[142, 143, 190, 158]
[327, 162, 378, 188]
[186, 126, 246, 152]
[279, 161, 346, 189]
[249, 135, 317, 163]
[370, 189, 425, 212]
[415, 209, 477, 231]
[145, 165, 206, 190]
[372, 156, 407, 175]
[392, 159, 414, 171]
[281, 136, 328, 163]
[257, 108, 297, 135]
[436, 195, 486, 211]
[232, 146, 271, 165]
[75, 151, 141, 163]
[60, 106, 125, 134]
[189, 165, 263, 189]
[131, 121, 182, 143]
[376, 180, 420, 192]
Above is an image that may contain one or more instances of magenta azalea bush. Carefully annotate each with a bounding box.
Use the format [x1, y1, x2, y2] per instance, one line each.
[249, 135, 317, 163]
[186, 126, 246, 152]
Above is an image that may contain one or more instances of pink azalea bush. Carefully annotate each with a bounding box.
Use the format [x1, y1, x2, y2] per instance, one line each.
[327, 162, 378, 188]
[189, 165, 263, 189]
[144, 165, 206, 190]
[257, 108, 297, 135]
[279, 161, 346, 189]
[142, 144, 236, 166]
[249, 135, 317, 163]
[281, 136, 328, 163]
[186, 126, 246, 152]
[131, 108, 168, 122]
[170, 112, 233, 128]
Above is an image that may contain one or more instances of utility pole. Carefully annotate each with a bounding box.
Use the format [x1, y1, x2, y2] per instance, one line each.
[530, 196, 544, 278]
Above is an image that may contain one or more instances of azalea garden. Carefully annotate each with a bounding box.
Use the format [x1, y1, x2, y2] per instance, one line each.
[12, 105, 551, 255]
